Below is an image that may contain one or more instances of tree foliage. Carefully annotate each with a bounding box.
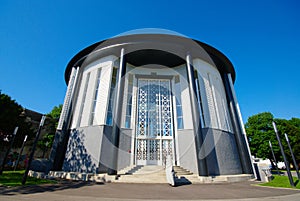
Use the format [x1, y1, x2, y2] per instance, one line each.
[0, 91, 62, 148]
[46, 104, 62, 139]
[0, 91, 34, 148]
[47, 104, 62, 127]
[37, 104, 62, 152]
[245, 112, 300, 168]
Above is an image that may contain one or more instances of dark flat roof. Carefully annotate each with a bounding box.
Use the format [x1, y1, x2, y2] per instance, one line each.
[65, 34, 235, 84]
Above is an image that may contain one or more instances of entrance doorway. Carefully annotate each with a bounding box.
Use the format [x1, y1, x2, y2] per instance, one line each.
[135, 79, 174, 165]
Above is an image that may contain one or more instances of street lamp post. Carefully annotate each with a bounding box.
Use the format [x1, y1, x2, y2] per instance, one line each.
[272, 121, 294, 187]
[22, 115, 46, 185]
[0, 127, 18, 175]
[284, 133, 300, 179]
[14, 135, 28, 171]
[269, 140, 280, 175]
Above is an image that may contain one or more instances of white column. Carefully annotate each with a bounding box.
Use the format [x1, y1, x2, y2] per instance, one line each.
[186, 54, 208, 176]
[227, 73, 256, 177]
[57, 67, 79, 130]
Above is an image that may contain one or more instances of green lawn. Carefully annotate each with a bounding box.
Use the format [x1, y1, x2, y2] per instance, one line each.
[260, 175, 300, 189]
[0, 170, 57, 187]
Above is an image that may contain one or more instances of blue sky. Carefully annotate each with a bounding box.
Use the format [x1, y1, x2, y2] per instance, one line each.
[0, 0, 299, 122]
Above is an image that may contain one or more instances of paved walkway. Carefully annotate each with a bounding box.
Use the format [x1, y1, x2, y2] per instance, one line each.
[1, 181, 299, 201]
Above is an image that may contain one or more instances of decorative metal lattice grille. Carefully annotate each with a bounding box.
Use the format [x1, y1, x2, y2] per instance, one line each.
[137, 139, 147, 160]
[162, 140, 173, 159]
[136, 79, 173, 164]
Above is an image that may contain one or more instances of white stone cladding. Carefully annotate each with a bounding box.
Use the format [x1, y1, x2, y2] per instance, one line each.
[193, 58, 232, 132]
[70, 56, 117, 128]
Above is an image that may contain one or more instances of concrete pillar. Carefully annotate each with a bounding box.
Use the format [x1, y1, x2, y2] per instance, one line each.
[186, 54, 208, 176]
[107, 48, 126, 175]
[50, 66, 79, 171]
[223, 73, 253, 174]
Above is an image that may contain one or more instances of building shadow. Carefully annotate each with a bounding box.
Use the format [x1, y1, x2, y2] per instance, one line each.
[0, 180, 103, 196]
[174, 176, 192, 186]
[63, 129, 97, 173]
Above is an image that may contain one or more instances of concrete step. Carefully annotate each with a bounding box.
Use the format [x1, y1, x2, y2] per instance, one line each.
[133, 165, 165, 174]
[177, 174, 254, 184]
[115, 165, 167, 183]
[48, 169, 253, 184]
[119, 165, 165, 175]
[118, 165, 143, 175]
[173, 166, 193, 175]
[115, 174, 167, 183]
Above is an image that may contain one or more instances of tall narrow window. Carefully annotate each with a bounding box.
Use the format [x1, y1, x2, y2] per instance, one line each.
[174, 75, 184, 129]
[194, 70, 206, 127]
[125, 74, 133, 128]
[106, 68, 118, 125]
[77, 72, 90, 127]
[89, 68, 102, 125]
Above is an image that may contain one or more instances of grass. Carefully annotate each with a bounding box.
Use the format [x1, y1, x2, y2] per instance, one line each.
[0, 170, 57, 187]
[260, 175, 300, 189]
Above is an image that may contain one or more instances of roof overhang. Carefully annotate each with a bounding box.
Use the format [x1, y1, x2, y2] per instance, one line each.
[65, 34, 235, 84]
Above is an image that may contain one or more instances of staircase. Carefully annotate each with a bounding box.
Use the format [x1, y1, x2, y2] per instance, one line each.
[111, 165, 253, 184]
[116, 165, 195, 184]
[172, 166, 195, 185]
[173, 166, 193, 176]
[116, 165, 167, 183]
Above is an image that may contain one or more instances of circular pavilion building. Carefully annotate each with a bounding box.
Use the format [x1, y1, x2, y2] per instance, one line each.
[50, 30, 254, 178]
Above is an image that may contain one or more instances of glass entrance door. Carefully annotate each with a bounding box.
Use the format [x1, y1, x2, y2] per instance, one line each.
[135, 79, 174, 165]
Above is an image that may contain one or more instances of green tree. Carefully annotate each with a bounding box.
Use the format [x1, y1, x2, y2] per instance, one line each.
[37, 104, 62, 156]
[47, 104, 62, 126]
[245, 112, 276, 160]
[245, 112, 300, 168]
[289, 118, 300, 128]
[275, 118, 300, 163]
[46, 104, 62, 140]
[0, 91, 34, 148]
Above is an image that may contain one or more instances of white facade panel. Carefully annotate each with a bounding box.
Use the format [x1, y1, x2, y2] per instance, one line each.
[210, 75, 221, 128]
[94, 64, 113, 125]
[204, 73, 218, 128]
[71, 56, 117, 128]
[196, 73, 210, 127]
[121, 74, 129, 128]
[214, 76, 233, 132]
[214, 76, 226, 129]
[80, 70, 96, 127]
[131, 75, 138, 129]
[71, 72, 87, 128]
[175, 66, 193, 130]
[193, 58, 232, 131]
